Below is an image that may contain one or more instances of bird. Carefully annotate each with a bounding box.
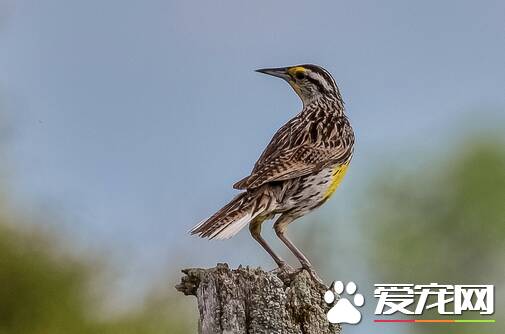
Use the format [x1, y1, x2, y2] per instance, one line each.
[190, 64, 354, 284]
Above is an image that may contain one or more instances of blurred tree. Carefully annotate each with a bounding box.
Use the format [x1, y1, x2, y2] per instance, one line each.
[0, 220, 195, 334]
[0, 135, 194, 333]
[365, 137, 505, 333]
[0, 222, 93, 334]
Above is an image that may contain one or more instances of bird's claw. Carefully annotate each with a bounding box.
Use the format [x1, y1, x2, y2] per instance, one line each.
[305, 268, 328, 289]
[271, 262, 295, 274]
[270, 262, 298, 285]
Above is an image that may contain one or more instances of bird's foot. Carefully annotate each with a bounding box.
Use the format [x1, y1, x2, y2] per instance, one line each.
[304, 267, 328, 290]
[271, 262, 297, 285]
[270, 262, 295, 274]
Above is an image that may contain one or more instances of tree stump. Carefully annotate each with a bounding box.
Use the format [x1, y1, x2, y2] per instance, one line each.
[176, 263, 341, 334]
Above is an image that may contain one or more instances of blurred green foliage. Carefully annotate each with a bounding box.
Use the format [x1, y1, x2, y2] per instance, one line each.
[365, 137, 505, 332]
[0, 214, 194, 334]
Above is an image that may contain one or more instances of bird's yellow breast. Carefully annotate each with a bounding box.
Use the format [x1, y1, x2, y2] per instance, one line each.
[323, 163, 350, 199]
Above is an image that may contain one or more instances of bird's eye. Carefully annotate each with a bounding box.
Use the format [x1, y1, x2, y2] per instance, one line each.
[295, 72, 305, 80]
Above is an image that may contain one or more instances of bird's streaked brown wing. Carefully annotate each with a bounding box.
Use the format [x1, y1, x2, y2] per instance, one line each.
[234, 115, 354, 190]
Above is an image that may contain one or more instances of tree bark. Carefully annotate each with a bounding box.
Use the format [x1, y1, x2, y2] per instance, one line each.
[176, 263, 341, 334]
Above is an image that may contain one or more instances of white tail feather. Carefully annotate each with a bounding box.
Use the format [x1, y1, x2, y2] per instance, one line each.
[210, 211, 259, 240]
[189, 216, 209, 234]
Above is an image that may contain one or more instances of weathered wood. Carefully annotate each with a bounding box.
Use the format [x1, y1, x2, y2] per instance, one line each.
[176, 263, 341, 334]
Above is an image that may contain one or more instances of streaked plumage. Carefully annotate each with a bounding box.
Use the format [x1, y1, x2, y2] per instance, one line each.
[190, 64, 354, 284]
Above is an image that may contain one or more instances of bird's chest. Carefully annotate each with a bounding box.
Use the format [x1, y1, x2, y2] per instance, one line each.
[283, 162, 350, 212]
[323, 162, 350, 199]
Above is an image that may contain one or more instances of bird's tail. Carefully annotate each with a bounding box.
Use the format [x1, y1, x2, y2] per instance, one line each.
[190, 192, 262, 240]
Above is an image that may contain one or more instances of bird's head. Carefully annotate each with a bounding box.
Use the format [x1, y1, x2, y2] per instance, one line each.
[256, 64, 341, 106]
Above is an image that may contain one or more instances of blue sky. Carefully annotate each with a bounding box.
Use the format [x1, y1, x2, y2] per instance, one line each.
[1, 1, 504, 328]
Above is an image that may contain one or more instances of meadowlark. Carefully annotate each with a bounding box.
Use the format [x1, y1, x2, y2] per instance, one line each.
[191, 64, 354, 284]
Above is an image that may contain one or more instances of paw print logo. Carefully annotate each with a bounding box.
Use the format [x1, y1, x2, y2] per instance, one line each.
[324, 281, 364, 324]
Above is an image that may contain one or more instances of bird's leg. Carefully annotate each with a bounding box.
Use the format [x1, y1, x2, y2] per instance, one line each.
[273, 215, 327, 287]
[249, 219, 293, 272]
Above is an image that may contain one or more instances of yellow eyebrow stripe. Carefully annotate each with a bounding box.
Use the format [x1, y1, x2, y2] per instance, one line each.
[287, 66, 306, 76]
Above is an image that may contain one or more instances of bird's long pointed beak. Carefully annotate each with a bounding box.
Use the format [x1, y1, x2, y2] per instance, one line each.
[255, 67, 291, 80]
